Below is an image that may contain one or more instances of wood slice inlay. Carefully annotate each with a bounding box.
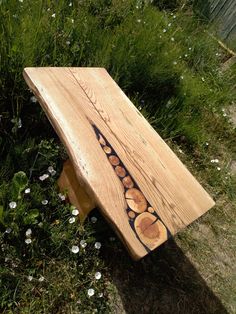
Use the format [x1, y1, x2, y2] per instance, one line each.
[92, 124, 171, 252]
[115, 166, 126, 177]
[128, 211, 136, 219]
[109, 155, 120, 166]
[103, 146, 112, 154]
[134, 213, 168, 250]
[122, 176, 134, 189]
[125, 188, 147, 213]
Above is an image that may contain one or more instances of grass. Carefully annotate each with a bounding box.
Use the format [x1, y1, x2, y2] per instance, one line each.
[0, 0, 236, 313]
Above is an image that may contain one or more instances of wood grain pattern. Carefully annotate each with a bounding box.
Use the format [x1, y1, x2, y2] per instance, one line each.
[23, 67, 215, 260]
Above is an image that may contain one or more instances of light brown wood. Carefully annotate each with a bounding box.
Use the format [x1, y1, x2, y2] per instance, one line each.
[23, 67, 215, 260]
[58, 159, 96, 222]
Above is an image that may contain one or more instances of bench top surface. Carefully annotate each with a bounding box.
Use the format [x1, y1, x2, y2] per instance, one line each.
[23, 67, 215, 259]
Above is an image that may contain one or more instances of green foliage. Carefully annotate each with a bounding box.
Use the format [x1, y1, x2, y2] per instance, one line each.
[10, 171, 28, 200]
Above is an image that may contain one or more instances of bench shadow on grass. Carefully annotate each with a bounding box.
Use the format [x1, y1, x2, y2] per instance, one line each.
[92, 212, 228, 314]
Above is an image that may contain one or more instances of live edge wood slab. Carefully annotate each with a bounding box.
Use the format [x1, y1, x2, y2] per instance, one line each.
[23, 67, 215, 260]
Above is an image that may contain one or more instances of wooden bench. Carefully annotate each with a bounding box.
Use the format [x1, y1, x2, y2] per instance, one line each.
[23, 67, 215, 260]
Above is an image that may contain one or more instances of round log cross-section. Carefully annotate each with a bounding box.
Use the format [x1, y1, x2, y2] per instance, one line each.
[109, 155, 120, 166]
[122, 176, 134, 189]
[134, 212, 168, 249]
[125, 188, 147, 213]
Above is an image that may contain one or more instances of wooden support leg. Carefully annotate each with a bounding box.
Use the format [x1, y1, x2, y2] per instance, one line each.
[58, 159, 96, 222]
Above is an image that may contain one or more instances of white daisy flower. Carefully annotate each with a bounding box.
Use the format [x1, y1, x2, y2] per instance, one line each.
[39, 276, 45, 282]
[41, 199, 48, 205]
[25, 228, 32, 237]
[30, 96, 37, 103]
[18, 118, 22, 128]
[69, 217, 76, 224]
[48, 166, 54, 173]
[91, 216, 97, 223]
[87, 288, 95, 297]
[58, 193, 66, 201]
[95, 272, 102, 280]
[28, 275, 33, 281]
[71, 245, 79, 253]
[9, 201, 17, 209]
[72, 209, 79, 216]
[39, 174, 49, 181]
[217, 167, 221, 171]
[51, 13, 56, 18]
[25, 188, 31, 194]
[80, 240, 87, 248]
[25, 238, 32, 244]
[94, 242, 101, 250]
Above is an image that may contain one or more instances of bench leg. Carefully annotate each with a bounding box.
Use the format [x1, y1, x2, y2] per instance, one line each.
[58, 159, 96, 222]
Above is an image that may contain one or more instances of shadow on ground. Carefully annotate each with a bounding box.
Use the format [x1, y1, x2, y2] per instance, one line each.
[88, 209, 228, 314]
[102, 238, 228, 314]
